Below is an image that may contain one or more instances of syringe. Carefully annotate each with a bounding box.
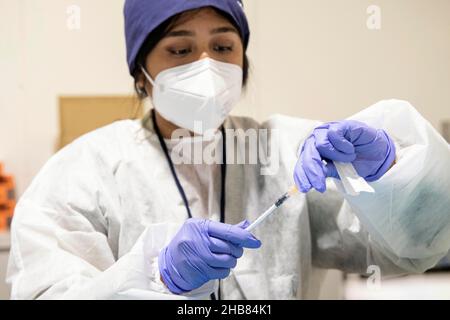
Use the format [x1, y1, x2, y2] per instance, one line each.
[245, 186, 298, 232]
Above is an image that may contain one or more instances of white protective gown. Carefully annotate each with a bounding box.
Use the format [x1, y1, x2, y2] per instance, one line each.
[6, 100, 450, 299]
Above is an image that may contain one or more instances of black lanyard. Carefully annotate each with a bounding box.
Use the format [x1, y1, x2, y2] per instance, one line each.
[151, 109, 226, 300]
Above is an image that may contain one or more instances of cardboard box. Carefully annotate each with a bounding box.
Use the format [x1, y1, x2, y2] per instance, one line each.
[58, 96, 143, 149]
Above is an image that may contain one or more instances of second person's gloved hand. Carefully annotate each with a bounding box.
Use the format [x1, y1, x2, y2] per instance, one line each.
[159, 218, 261, 294]
[294, 120, 396, 193]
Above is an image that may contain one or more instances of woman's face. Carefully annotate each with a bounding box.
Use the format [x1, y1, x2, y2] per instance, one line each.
[139, 7, 244, 96]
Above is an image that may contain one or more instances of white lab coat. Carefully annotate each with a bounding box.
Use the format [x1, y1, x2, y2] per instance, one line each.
[6, 100, 450, 299]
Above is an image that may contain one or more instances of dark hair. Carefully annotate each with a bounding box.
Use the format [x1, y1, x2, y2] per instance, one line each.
[132, 8, 250, 99]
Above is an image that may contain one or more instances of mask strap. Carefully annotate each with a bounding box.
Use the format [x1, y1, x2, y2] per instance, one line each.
[140, 65, 156, 86]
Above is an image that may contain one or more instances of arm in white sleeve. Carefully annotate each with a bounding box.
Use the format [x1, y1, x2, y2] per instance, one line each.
[6, 135, 215, 300]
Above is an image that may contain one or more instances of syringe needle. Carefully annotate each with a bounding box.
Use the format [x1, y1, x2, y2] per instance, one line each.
[245, 186, 298, 232]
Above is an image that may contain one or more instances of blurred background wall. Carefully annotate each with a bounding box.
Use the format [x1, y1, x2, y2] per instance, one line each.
[1, 0, 449, 197]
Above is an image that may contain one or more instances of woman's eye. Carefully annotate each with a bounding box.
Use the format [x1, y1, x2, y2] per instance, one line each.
[169, 48, 192, 56]
[214, 45, 233, 53]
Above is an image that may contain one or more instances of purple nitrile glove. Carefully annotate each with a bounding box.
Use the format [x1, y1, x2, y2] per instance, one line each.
[158, 219, 261, 294]
[294, 120, 396, 193]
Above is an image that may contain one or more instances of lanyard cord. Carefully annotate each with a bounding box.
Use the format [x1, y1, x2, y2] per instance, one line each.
[151, 109, 226, 299]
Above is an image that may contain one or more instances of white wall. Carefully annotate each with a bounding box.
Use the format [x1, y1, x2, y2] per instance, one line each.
[1, 0, 449, 196]
[0, 0, 133, 196]
[236, 0, 450, 128]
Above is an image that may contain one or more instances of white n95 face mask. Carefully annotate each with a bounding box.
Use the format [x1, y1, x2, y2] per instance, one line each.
[141, 58, 243, 135]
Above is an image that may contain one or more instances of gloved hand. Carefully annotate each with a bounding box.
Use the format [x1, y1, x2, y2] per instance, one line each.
[294, 120, 396, 193]
[158, 218, 261, 294]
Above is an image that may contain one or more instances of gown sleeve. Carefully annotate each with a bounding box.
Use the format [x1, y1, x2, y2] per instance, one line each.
[6, 129, 215, 299]
[308, 100, 450, 275]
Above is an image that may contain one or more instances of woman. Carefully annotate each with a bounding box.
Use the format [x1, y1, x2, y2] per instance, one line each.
[7, 0, 450, 299]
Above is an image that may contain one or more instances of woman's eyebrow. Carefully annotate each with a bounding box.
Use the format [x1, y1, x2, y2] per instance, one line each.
[165, 30, 195, 38]
[165, 26, 238, 38]
[210, 26, 238, 35]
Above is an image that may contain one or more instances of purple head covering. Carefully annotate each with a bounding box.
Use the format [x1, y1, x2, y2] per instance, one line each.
[124, 0, 250, 75]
